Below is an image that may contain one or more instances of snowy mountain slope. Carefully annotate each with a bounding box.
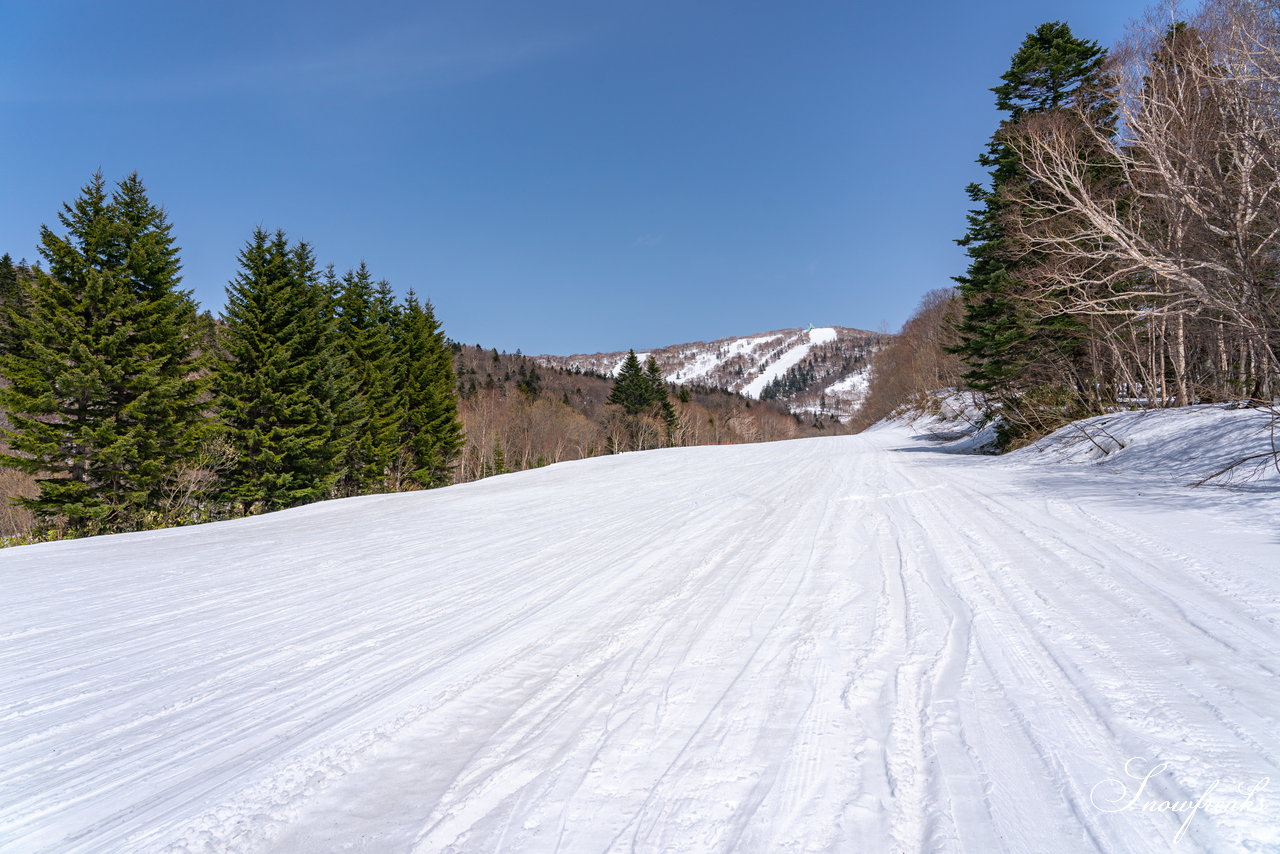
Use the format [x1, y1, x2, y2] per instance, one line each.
[537, 326, 882, 417]
[739, 326, 837, 398]
[3, 418, 1279, 853]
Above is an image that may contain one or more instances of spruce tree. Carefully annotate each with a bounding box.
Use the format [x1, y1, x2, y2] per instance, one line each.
[333, 263, 400, 495]
[0, 173, 205, 534]
[214, 229, 347, 514]
[392, 291, 463, 489]
[607, 350, 651, 414]
[0, 253, 17, 303]
[644, 356, 678, 433]
[953, 23, 1105, 408]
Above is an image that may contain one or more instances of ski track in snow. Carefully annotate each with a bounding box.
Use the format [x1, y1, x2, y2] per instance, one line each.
[2, 423, 1278, 853]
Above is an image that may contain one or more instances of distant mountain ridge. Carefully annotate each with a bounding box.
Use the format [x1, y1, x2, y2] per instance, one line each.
[537, 326, 885, 418]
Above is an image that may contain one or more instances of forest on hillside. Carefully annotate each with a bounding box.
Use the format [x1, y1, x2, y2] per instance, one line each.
[858, 0, 1280, 449]
[451, 346, 835, 484]
[538, 328, 884, 418]
[0, 183, 835, 543]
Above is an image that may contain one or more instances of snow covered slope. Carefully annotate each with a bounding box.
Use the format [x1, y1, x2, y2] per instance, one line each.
[3, 421, 1278, 853]
[537, 326, 881, 417]
[739, 326, 837, 398]
[1011, 404, 1280, 487]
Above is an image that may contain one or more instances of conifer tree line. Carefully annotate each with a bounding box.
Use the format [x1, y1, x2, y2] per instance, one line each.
[946, 0, 1280, 446]
[759, 362, 817, 401]
[0, 173, 462, 538]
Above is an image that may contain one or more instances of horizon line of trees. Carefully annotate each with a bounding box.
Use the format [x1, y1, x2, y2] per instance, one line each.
[449, 343, 839, 482]
[0, 172, 463, 539]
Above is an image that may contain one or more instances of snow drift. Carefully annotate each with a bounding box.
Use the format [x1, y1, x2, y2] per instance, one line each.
[1011, 404, 1280, 487]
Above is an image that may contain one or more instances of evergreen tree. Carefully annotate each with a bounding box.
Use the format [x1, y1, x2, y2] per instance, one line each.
[393, 291, 464, 489]
[0, 253, 17, 303]
[333, 262, 400, 495]
[0, 173, 205, 534]
[516, 362, 542, 398]
[993, 23, 1107, 119]
[953, 23, 1105, 406]
[607, 350, 651, 414]
[606, 351, 679, 447]
[214, 229, 347, 514]
[644, 356, 678, 433]
[488, 440, 508, 477]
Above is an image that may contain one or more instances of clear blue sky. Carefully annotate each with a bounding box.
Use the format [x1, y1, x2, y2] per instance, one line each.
[3, 0, 1155, 355]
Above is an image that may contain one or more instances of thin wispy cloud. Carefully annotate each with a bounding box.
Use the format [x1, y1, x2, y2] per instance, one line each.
[3, 15, 582, 104]
[199, 28, 580, 96]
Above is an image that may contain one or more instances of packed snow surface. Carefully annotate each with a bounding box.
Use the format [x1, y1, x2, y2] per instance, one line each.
[3, 413, 1279, 853]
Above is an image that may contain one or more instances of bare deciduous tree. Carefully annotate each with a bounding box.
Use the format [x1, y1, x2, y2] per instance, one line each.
[1007, 0, 1280, 402]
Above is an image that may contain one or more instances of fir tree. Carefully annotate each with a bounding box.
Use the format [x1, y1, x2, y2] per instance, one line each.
[393, 291, 464, 489]
[644, 356, 678, 433]
[952, 23, 1105, 404]
[333, 263, 400, 495]
[607, 350, 651, 414]
[214, 229, 348, 514]
[993, 23, 1108, 119]
[0, 253, 17, 303]
[606, 351, 680, 447]
[0, 173, 205, 534]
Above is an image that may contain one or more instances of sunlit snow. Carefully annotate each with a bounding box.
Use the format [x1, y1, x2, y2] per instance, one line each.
[3, 406, 1278, 852]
